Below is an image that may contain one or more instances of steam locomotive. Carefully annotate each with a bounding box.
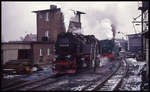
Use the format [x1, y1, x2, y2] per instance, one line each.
[52, 32, 121, 74]
[99, 39, 121, 59]
[52, 32, 100, 73]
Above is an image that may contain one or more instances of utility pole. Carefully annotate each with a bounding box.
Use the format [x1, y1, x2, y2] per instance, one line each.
[138, 2, 145, 60]
[141, 9, 144, 60]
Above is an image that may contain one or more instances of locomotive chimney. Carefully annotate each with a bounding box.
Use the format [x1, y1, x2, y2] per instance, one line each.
[111, 24, 116, 42]
[50, 5, 57, 9]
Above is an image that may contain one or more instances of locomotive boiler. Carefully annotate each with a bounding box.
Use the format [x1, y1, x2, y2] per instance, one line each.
[52, 32, 100, 73]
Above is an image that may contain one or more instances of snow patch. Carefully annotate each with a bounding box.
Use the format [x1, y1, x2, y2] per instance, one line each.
[3, 75, 22, 79]
[71, 85, 86, 91]
[119, 58, 146, 91]
[127, 58, 137, 63]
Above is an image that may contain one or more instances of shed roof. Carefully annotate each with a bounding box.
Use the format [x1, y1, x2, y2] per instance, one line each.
[2, 41, 54, 45]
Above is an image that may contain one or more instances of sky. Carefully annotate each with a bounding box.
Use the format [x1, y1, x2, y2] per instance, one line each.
[2, 1, 142, 42]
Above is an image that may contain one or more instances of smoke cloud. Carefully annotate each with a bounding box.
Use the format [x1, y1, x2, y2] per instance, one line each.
[61, 3, 119, 40]
[2, 2, 140, 42]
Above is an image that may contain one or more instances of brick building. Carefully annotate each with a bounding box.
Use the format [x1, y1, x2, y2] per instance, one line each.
[2, 5, 66, 67]
[32, 5, 66, 66]
[32, 42, 54, 65]
[33, 5, 66, 42]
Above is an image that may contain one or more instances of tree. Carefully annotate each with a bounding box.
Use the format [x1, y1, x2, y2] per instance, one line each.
[20, 36, 24, 41]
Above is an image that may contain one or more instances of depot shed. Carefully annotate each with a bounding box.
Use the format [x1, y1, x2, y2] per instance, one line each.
[1, 41, 54, 66]
[2, 42, 31, 64]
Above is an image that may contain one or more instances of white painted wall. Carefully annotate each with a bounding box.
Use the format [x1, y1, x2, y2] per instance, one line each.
[2, 44, 31, 64]
[3, 49, 18, 64]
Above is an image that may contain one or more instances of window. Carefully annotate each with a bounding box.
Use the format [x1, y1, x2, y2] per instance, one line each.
[46, 12, 49, 21]
[45, 31, 49, 38]
[18, 49, 32, 59]
[47, 48, 50, 56]
[39, 14, 43, 19]
[40, 49, 43, 56]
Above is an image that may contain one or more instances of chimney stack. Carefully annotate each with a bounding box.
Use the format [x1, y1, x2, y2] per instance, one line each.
[50, 5, 57, 9]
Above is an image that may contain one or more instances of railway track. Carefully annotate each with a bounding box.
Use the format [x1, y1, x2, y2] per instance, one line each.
[93, 58, 129, 91]
[3, 58, 128, 91]
[25, 60, 122, 91]
[2, 73, 65, 91]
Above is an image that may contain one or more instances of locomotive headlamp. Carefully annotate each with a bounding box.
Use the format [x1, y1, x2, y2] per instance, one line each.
[66, 55, 71, 58]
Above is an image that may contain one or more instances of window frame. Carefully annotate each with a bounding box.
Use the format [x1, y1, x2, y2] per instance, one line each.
[39, 48, 43, 56]
[47, 48, 50, 56]
[45, 31, 49, 38]
[39, 14, 43, 19]
[46, 12, 49, 21]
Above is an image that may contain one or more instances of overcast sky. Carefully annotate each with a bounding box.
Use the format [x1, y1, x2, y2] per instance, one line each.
[2, 1, 142, 42]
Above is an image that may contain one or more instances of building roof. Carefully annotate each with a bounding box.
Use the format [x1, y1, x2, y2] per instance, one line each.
[76, 11, 86, 14]
[2, 41, 32, 44]
[2, 41, 55, 45]
[127, 33, 142, 36]
[33, 8, 60, 13]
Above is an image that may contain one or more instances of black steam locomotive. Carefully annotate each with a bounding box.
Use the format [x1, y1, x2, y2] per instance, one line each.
[52, 32, 100, 73]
